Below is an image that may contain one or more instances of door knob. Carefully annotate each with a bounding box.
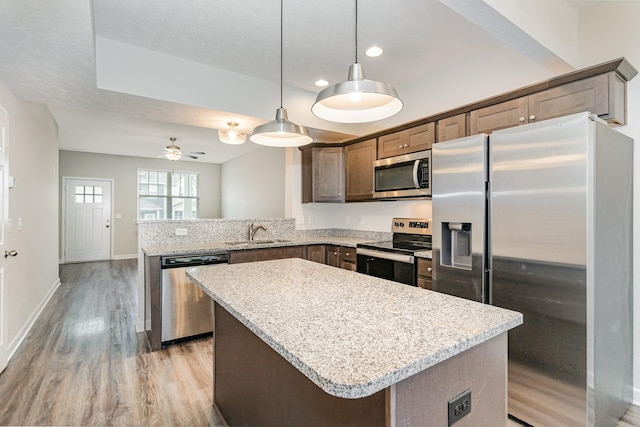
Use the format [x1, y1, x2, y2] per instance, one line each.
[4, 249, 17, 258]
[106, 225, 110, 228]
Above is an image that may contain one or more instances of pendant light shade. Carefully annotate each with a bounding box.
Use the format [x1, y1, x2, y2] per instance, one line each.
[249, 0, 312, 147]
[250, 107, 312, 147]
[312, 63, 403, 123]
[312, 0, 403, 123]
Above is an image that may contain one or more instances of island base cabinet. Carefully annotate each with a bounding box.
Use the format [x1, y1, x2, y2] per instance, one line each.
[212, 302, 508, 427]
[213, 303, 386, 427]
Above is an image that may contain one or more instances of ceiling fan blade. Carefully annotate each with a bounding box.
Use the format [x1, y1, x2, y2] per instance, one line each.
[188, 151, 206, 155]
[184, 154, 199, 159]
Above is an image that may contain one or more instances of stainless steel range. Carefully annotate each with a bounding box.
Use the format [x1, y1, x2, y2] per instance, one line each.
[356, 218, 432, 286]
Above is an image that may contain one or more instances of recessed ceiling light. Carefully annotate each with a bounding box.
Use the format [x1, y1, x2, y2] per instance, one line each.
[365, 46, 383, 57]
[315, 79, 329, 87]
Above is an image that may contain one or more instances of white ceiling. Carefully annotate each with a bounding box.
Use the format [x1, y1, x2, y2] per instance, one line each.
[0, 0, 594, 164]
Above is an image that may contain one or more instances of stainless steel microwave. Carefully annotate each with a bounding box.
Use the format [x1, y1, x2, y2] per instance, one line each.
[373, 150, 431, 199]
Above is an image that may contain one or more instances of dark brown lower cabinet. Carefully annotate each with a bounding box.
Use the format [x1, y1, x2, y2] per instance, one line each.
[326, 245, 356, 271]
[416, 258, 432, 290]
[229, 246, 306, 264]
[305, 245, 326, 264]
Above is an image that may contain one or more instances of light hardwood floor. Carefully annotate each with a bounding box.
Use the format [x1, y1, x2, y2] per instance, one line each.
[0, 259, 637, 426]
[0, 260, 223, 426]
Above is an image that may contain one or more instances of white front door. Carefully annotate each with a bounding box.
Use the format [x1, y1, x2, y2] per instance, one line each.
[64, 178, 112, 263]
[0, 107, 8, 373]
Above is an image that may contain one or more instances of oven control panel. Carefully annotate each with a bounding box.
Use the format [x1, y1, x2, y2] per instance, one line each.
[391, 218, 432, 235]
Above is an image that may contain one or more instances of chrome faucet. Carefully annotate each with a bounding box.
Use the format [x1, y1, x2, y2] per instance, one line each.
[249, 223, 267, 241]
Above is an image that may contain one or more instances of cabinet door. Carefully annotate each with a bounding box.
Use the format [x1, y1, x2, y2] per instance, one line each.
[417, 258, 432, 278]
[325, 245, 341, 267]
[470, 97, 528, 135]
[345, 139, 376, 202]
[437, 114, 467, 142]
[406, 122, 435, 151]
[229, 246, 305, 264]
[377, 130, 405, 159]
[377, 123, 435, 159]
[528, 74, 610, 123]
[416, 258, 433, 290]
[305, 245, 326, 264]
[313, 147, 345, 202]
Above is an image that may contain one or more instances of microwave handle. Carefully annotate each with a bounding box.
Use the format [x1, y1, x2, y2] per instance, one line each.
[412, 160, 420, 189]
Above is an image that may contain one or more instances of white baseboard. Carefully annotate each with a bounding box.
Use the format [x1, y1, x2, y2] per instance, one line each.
[7, 277, 61, 360]
[112, 254, 138, 260]
[634, 386, 640, 406]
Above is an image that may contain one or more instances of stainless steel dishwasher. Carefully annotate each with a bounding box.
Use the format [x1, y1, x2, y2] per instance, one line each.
[160, 252, 229, 343]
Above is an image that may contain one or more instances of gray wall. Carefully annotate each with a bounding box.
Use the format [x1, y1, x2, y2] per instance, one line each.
[220, 146, 285, 218]
[59, 150, 221, 258]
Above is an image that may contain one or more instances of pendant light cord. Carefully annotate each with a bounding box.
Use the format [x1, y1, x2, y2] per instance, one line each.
[354, 0, 358, 64]
[280, 0, 284, 108]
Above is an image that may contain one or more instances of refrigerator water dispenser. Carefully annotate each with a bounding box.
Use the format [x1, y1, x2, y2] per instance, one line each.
[441, 222, 472, 270]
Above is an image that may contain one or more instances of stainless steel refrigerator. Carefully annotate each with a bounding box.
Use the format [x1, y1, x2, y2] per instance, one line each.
[431, 112, 633, 426]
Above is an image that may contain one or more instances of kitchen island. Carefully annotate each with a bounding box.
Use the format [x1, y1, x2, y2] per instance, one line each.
[187, 258, 521, 426]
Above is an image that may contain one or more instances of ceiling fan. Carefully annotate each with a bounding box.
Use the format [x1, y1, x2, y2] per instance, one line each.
[161, 137, 205, 161]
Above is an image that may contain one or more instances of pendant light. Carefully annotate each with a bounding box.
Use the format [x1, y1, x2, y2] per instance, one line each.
[311, 0, 403, 123]
[250, 0, 312, 147]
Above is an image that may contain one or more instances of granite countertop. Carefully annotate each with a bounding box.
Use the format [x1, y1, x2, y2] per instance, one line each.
[186, 258, 522, 399]
[142, 236, 373, 256]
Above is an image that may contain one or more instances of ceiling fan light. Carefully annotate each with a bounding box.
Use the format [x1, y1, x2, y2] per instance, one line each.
[218, 121, 246, 145]
[312, 63, 403, 123]
[250, 107, 313, 147]
[164, 151, 182, 161]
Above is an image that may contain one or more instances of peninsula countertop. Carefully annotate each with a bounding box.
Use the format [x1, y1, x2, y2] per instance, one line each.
[186, 258, 522, 399]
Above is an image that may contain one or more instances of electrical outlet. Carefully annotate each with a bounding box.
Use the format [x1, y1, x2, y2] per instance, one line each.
[175, 228, 188, 236]
[448, 389, 471, 426]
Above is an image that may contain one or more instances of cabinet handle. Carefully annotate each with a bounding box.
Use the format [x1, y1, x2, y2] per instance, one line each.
[334, 252, 338, 255]
[427, 267, 432, 272]
[398, 145, 403, 149]
[345, 252, 350, 256]
[403, 144, 408, 148]
[529, 115, 536, 121]
[519, 117, 525, 122]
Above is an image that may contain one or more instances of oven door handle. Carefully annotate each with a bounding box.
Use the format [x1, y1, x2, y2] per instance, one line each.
[356, 248, 414, 264]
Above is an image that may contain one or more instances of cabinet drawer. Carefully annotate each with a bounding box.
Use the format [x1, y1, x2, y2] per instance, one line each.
[339, 246, 356, 263]
[417, 258, 433, 278]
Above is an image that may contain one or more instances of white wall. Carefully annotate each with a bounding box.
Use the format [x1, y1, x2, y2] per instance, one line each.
[59, 150, 222, 258]
[0, 80, 60, 360]
[575, 1, 640, 405]
[220, 146, 285, 219]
